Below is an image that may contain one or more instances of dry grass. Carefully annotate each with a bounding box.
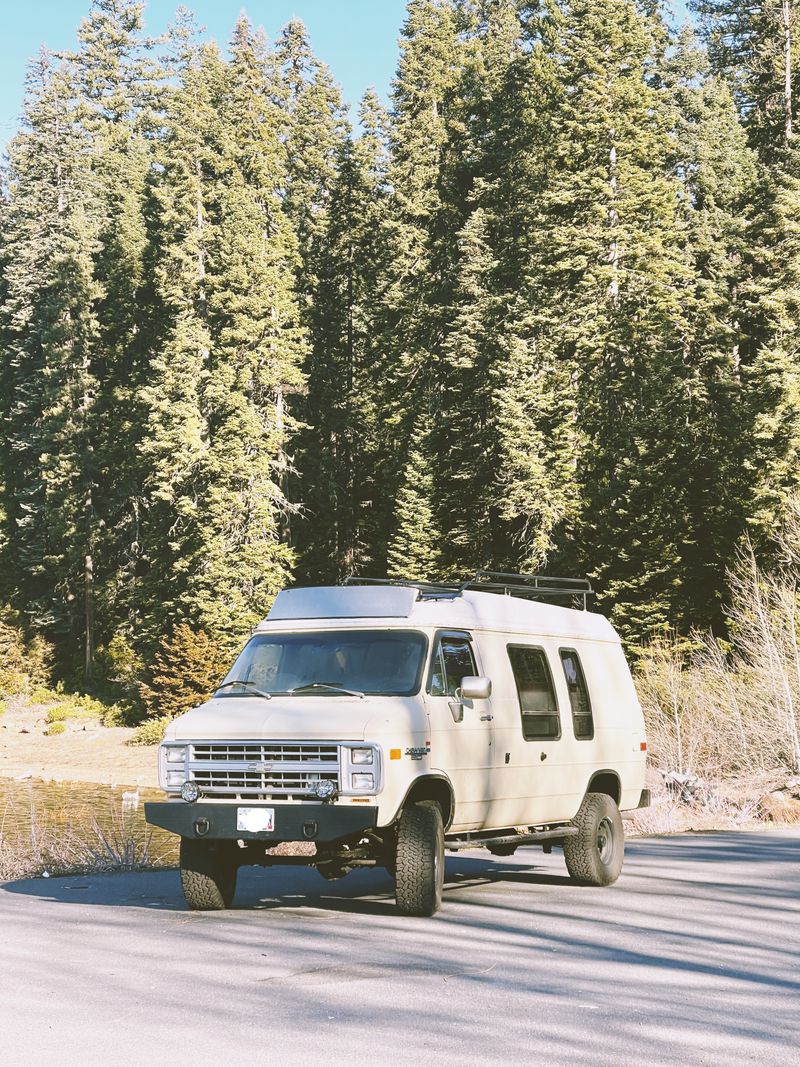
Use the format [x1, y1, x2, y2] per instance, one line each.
[0, 806, 174, 882]
[635, 505, 800, 823]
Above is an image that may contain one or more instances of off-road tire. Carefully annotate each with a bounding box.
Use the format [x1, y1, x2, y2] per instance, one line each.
[179, 838, 238, 910]
[395, 800, 444, 916]
[563, 792, 624, 886]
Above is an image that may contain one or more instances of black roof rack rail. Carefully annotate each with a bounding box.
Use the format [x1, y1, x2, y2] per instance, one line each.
[342, 571, 593, 610]
[340, 576, 462, 600]
[460, 571, 593, 611]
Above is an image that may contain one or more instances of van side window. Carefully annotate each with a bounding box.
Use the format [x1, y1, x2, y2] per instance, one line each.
[559, 649, 594, 740]
[507, 645, 561, 740]
[428, 635, 476, 697]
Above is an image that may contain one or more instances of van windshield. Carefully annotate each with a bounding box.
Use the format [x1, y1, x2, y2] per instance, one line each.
[217, 630, 428, 698]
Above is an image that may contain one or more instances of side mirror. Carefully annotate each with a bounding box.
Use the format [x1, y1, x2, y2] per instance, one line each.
[460, 676, 492, 700]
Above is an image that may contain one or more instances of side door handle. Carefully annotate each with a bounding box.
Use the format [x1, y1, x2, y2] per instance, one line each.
[480, 714, 493, 721]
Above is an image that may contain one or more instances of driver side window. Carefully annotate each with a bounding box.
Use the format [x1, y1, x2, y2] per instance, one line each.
[428, 634, 476, 697]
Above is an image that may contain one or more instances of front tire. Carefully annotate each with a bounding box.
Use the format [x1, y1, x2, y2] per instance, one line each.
[563, 792, 624, 886]
[179, 838, 238, 910]
[395, 800, 444, 916]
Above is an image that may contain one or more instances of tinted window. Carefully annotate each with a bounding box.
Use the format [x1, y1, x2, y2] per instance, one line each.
[220, 630, 427, 697]
[428, 635, 476, 697]
[560, 649, 594, 739]
[507, 645, 561, 740]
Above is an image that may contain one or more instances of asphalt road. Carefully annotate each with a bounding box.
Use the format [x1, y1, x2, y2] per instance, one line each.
[2, 830, 798, 1067]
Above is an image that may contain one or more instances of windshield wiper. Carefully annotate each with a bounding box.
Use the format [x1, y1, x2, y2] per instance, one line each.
[215, 680, 272, 700]
[289, 682, 365, 699]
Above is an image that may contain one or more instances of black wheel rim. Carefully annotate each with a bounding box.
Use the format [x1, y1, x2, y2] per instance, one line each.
[596, 817, 615, 865]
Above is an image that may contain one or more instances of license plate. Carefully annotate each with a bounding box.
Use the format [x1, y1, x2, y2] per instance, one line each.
[237, 807, 275, 833]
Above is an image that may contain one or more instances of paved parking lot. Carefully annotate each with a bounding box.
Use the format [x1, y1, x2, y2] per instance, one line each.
[2, 829, 798, 1067]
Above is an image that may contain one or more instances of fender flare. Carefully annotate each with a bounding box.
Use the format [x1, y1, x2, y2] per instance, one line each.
[389, 773, 456, 831]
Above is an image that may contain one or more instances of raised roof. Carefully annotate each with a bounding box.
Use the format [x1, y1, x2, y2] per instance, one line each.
[261, 585, 618, 643]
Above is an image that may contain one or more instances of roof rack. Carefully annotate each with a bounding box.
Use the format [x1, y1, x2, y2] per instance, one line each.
[461, 571, 593, 611]
[342, 571, 593, 610]
[341, 576, 462, 600]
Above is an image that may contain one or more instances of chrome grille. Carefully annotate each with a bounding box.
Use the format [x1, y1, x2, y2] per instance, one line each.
[187, 741, 340, 799]
[191, 743, 338, 764]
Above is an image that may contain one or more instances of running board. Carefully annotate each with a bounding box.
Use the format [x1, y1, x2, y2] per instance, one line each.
[445, 826, 578, 852]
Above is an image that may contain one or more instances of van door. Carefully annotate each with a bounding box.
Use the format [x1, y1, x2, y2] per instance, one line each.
[492, 642, 569, 826]
[425, 630, 495, 831]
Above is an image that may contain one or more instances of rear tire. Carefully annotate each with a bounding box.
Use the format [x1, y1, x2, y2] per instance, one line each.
[563, 792, 624, 886]
[179, 838, 238, 910]
[395, 800, 444, 916]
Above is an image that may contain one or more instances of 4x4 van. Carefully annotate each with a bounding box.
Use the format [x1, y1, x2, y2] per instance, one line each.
[145, 573, 649, 916]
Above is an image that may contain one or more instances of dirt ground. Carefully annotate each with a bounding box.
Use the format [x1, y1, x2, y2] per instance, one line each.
[0, 701, 158, 787]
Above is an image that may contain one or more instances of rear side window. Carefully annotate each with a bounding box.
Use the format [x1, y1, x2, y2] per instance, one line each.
[560, 649, 594, 740]
[428, 635, 476, 697]
[507, 645, 561, 740]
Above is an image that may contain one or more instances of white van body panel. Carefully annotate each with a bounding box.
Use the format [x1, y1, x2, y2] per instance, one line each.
[161, 585, 647, 835]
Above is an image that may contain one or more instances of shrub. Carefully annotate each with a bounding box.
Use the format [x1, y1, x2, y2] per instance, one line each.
[140, 625, 233, 722]
[0, 611, 53, 697]
[45, 721, 67, 736]
[99, 702, 139, 727]
[29, 686, 62, 705]
[128, 715, 171, 746]
[45, 706, 69, 724]
[94, 633, 146, 716]
[637, 524, 800, 782]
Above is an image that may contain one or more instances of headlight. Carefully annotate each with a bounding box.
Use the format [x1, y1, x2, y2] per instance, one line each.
[350, 772, 374, 790]
[165, 746, 187, 764]
[350, 747, 373, 765]
[166, 769, 186, 788]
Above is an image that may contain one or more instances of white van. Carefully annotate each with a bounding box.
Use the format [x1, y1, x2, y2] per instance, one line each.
[145, 574, 649, 916]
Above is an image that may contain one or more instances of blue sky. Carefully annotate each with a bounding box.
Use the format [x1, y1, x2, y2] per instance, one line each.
[0, 0, 410, 147]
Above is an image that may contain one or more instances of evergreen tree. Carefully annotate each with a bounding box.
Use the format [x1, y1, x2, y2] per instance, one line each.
[137, 24, 305, 645]
[692, 0, 800, 159]
[68, 0, 159, 674]
[0, 53, 102, 671]
[386, 422, 443, 580]
[295, 90, 393, 582]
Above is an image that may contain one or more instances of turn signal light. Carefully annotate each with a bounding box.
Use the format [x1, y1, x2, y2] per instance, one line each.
[640, 742, 648, 751]
[390, 748, 401, 760]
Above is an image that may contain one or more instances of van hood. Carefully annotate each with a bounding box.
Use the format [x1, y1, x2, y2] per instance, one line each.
[165, 695, 423, 742]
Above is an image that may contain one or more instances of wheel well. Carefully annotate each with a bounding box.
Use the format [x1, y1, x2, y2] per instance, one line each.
[402, 776, 455, 830]
[587, 771, 621, 805]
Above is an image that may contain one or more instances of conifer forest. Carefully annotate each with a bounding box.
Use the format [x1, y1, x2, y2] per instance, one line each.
[3, 0, 800, 690]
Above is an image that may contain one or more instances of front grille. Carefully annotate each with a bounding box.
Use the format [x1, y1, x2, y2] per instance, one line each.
[187, 741, 340, 799]
[191, 742, 338, 764]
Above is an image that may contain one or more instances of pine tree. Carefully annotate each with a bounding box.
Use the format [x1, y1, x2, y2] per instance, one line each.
[69, 0, 159, 675]
[386, 423, 442, 581]
[692, 0, 800, 159]
[367, 0, 462, 575]
[295, 90, 393, 582]
[519, 0, 701, 638]
[137, 24, 305, 645]
[0, 53, 102, 671]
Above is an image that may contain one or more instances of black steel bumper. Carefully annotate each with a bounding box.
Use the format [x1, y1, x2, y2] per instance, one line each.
[144, 801, 378, 843]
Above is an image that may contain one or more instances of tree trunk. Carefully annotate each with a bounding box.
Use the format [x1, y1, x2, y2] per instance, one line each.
[84, 552, 94, 684]
[783, 0, 794, 143]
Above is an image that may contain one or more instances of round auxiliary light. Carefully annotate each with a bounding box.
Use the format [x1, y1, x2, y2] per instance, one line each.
[314, 778, 336, 800]
[181, 780, 200, 803]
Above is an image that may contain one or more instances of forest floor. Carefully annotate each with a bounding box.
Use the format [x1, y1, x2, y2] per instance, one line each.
[0, 699, 157, 787]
